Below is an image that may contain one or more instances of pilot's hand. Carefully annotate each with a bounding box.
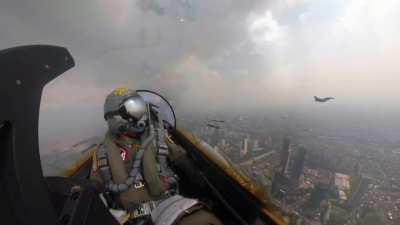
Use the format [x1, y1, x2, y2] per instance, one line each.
[165, 140, 205, 187]
[165, 140, 186, 162]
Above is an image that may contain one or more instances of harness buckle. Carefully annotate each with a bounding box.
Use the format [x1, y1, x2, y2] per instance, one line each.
[132, 202, 157, 218]
[134, 181, 145, 189]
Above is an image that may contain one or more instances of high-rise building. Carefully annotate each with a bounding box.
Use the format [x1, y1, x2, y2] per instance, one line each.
[353, 161, 361, 177]
[221, 138, 226, 146]
[252, 139, 263, 152]
[240, 137, 249, 158]
[271, 172, 292, 200]
[280, 137, 306, 186]
[253, 139, 259, 149]
[210, 127, 220, 147]
[290, 146, 306, 184]
[231, 144, 241, 162]
[280, 137, 290, 172]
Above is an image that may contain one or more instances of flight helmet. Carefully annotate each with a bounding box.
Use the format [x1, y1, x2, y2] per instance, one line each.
[104, 87, 147, 124]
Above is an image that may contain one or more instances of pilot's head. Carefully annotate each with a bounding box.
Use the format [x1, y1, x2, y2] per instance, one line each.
[104, 88, 147, 136]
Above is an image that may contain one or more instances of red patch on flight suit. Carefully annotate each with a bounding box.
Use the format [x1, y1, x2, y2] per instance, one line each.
[120, 148, 128, 161]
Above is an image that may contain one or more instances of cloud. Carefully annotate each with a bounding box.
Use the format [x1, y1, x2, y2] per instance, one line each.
[2, 0, 400, 152]
[248, 10, 286, 49]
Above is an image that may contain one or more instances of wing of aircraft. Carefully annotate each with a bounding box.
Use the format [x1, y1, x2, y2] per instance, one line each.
[0, 45, 286, 225]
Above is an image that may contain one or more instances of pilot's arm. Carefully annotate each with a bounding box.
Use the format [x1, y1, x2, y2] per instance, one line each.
[90, 147, 105, 187]
[166, 140, 205, 186]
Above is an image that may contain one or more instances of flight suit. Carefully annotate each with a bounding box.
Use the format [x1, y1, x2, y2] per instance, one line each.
[91, 131, 223, 225]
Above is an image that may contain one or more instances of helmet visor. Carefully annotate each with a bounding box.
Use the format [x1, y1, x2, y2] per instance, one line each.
[122, 97, 146, 121]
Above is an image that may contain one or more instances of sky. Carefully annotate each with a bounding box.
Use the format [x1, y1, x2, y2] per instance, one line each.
[1, 0, 400, 153]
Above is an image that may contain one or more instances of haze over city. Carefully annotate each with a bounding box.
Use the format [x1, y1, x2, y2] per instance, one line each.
[1, 1, 399, 154]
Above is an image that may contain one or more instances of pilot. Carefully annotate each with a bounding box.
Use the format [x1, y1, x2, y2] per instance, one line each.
[91, 88, 223, 225]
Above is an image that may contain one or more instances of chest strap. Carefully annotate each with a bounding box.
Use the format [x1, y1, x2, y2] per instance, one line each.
[97, 130, 155, 193]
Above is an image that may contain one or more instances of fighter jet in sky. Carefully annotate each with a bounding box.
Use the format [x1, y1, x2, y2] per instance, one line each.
[314, 96, 335, 103]
[206, 123, 221, 129]
[209, 119, 225, 123]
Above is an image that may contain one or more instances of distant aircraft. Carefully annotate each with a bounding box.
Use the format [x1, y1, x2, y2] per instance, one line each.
[209, 119, 225, 123]
[314, 96, 335, 103]
[206, 123, 220, 129]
